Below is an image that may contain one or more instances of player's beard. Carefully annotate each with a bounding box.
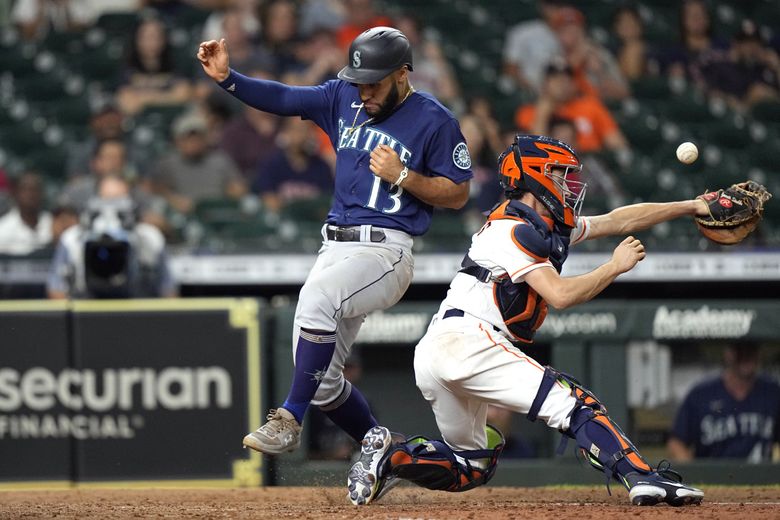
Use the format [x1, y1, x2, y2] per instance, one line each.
[366, 83, 400, 123]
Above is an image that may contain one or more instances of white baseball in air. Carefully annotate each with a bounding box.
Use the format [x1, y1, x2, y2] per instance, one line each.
[676, 142, 698, 164]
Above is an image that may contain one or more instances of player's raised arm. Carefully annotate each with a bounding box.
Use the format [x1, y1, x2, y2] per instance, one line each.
[524, 235, 645, 309]
[581, 199, 708, 241]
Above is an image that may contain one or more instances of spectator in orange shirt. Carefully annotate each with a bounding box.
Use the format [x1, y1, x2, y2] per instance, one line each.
[514, 58, 629, 154]
[335, 0, 393, 49]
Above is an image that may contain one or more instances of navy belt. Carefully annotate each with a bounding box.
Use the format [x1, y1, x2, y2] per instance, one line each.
[443, 308, 502, 333]
[326, 225, 386, 243]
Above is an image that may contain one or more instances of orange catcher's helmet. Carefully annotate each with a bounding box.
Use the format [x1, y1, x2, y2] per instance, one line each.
[498, 134, 586, 227]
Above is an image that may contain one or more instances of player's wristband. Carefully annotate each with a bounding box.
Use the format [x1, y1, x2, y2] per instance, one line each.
[394, 166, 409, 187]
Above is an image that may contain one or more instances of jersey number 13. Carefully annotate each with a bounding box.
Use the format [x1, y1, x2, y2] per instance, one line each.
[366, 176, 403, 214]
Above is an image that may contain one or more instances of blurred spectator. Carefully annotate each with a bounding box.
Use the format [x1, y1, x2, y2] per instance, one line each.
[60, 137, 168, 230]
[668, 344, 780, 463]
[466, 96, 505, 158]
[0, 168, 11, 216]
[220, 73, 282, 178]
[658, 0, 728, 85]
[65, 101, 146, 179]
[552, 6, 629, 101]
[299, 0, 345, 36]
[48, 174, 175, 299]
[208, 5, 272, 74]
[395, 14, 462, 111]
[610, 5, 655, 81]
[60, 138, 136, 212]
[335, 0, 392, 50]
[515, 58, 629, 154]
[460, 115, 501, 216]
[549, 116, 626, 209]
[258, 0, 301, 75]
[12, 0, 97, 41]
[700, 20, 780, 113]
[252, 118, 333, 214]
[286, 28, 344, 85]
[201, 0, 261, 43]
[501, 0, 563, 93]
[486, 405, 535, 458]
[0, 172, 52, 255]
[51, 205, 80, 245]
[116, 16, 192, 115]
[147, 110, 246, 215]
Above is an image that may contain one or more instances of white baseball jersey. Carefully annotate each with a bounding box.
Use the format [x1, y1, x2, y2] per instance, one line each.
[413, 213, 591, 452]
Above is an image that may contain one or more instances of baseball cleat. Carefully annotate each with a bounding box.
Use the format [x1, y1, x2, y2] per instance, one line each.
[626, 465, 704, 507]
[347, 426, 392, 505]
[242, 408, 302, 454]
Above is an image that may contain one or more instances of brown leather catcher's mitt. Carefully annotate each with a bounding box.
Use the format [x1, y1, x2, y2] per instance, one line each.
[695, 181, 772, 245]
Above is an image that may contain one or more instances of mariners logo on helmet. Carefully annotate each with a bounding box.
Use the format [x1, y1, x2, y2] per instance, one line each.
[337, 26, 414, 84]
[453, 142, 471, 170]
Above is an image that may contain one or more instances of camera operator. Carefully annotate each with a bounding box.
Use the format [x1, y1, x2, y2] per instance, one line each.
[47, 175, 176, 299]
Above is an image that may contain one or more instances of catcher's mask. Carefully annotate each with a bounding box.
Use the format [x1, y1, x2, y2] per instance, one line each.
[498, 134, 586, 228]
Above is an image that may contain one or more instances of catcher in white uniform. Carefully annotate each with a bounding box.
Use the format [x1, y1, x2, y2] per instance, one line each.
[347, 135, 709, 507]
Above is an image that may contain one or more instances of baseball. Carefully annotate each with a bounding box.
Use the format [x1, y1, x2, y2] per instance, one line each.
[676, 142, 698, 164]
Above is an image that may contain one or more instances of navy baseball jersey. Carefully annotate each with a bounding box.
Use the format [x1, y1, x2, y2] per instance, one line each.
[219, 71, 472, 235]
[671, 376, 780, 461]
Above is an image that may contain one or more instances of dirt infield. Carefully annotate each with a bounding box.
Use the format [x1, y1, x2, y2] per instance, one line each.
[0, 486, 778, 519]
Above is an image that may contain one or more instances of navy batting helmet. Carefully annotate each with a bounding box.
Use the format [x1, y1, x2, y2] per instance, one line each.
[337, 26, 413, 84]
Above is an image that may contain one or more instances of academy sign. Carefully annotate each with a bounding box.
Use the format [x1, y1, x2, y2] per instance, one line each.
[652, 305, 756, 339]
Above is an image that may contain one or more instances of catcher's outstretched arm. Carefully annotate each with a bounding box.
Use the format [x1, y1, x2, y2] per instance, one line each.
[583, 200, 708, 240]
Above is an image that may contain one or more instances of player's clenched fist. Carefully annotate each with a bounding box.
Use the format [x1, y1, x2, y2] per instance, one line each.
[197, 39, 230, 83]
[369, 144, 406, 185]
[611, 236, 645, 273]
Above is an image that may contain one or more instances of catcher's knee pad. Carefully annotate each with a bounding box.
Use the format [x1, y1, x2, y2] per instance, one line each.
[386, 425, 505, 492]
[529, 367, 652, 491]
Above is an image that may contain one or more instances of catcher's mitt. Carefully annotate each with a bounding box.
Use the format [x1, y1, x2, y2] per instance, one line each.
[695, 180, 772, 245]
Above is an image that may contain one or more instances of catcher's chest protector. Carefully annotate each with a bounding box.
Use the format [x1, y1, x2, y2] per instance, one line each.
[464, 201, 572, 343]
[386, 426, 505, 492]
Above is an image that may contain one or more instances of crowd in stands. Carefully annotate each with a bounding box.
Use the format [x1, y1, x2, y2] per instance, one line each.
[0, 0, 779, 264]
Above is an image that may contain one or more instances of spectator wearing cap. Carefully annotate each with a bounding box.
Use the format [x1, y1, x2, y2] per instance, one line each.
[65, 101, 146, 180]
[700, 20, 780, 113]
[146, 111, 246, 215]
[0, 171, 52, 255]
[515, 58, 629, 154]
[552, 6, 629, 101]
[668, 343, 780, 462]
[502, 0, 564, 93]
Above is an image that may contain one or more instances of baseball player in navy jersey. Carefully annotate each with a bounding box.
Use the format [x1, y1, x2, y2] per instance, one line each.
[350, 135, 711, 506]
[197, 27, 471, 461]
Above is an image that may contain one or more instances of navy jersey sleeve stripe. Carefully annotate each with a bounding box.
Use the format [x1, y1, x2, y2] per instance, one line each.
[511, 223, 550, 261]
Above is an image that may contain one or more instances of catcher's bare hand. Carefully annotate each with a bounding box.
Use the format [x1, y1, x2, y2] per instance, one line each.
[611, 236, 645, 274]
[369, 144, 405, 184]
[197, 39, 230, 83]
